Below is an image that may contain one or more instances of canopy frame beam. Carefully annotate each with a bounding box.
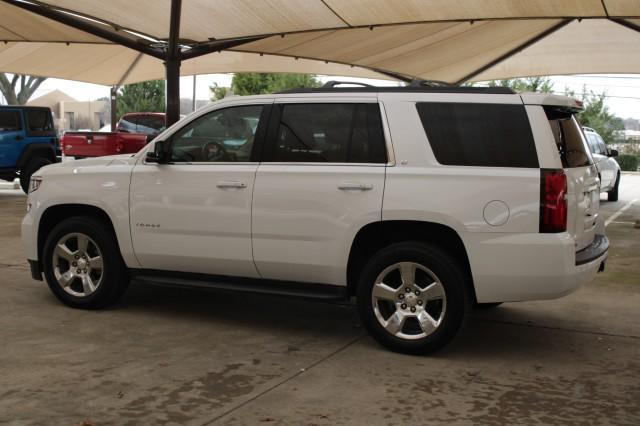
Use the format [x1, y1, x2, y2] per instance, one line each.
[109, 52, 144, 131]
[610, 18, 640, 34]
[1, 0, 166, 59]
[454, 19, 574, 85]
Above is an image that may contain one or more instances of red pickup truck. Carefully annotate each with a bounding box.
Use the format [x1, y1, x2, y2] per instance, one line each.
[62, 113, 165, 158]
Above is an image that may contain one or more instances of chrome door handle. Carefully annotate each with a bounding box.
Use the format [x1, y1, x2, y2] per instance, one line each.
[216, 181, 247, 189]
[338, 182, 373, 191]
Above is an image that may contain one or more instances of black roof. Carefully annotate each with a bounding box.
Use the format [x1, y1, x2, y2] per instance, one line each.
[0, 105, 52, 110]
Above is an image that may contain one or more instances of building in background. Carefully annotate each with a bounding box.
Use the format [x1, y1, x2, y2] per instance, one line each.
[180, 98, 211, 115]
[27, 89, 108, 131]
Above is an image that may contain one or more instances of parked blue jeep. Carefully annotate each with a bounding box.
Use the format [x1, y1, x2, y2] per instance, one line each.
[0, 106, 58, 192]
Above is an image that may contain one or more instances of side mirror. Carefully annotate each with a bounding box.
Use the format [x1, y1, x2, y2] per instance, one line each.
[608, 148, 618, 158]
[145, 140, 169, 164]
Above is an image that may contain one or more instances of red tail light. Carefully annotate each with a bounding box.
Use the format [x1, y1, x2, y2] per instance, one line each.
[540, 169, 567, 233]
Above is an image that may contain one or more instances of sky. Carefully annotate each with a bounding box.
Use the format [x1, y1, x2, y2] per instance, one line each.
[16, 73, 640, 121]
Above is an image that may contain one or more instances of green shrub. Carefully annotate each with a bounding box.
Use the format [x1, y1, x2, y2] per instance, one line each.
[617, 154, 639, 172]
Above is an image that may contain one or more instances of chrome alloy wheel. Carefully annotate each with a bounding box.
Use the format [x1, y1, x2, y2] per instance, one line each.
[371, 262, 446, 340]
[52, 232, 104, 297]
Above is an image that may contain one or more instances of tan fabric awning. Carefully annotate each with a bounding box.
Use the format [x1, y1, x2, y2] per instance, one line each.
[1, 0, 639, 85]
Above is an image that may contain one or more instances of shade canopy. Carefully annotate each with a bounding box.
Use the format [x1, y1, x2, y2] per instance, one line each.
[0, 0, 639, 87]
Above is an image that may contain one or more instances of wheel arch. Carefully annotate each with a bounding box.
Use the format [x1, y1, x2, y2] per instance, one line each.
[346, 220, 475, 301]
[16, 143, 57, 169]
[37, 204, 121, 267]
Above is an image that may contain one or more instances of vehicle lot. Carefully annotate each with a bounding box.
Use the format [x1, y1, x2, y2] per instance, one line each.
[1, 176, 639, 425]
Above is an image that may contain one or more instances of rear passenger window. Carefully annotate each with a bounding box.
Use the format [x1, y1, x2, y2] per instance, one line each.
[25, 109, 55, 136]
[268, 103, 387, 163]
[416, 103, 538, 168]
[585, 134, 599, 154]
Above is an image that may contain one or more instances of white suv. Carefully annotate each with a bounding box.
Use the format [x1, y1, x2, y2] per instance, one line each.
[22, 84, 609, 354]
[582, 126, 621, 201]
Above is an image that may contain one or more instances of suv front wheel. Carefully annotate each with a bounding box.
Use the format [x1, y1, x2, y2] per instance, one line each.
[357, 242, 470, 354]
[42, 217, 129, 309]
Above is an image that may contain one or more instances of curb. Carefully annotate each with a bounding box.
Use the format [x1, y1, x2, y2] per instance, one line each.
[0, 179, 20, 190]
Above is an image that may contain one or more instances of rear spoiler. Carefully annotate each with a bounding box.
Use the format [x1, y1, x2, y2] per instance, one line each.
[519, 93, 584, 112]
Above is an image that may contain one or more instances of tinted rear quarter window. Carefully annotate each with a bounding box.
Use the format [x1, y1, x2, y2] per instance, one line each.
[25, 109, 55, 136]
[267, 103, 387, 163]
[416, 102, 538, 168]
[0, 110, 21, 131]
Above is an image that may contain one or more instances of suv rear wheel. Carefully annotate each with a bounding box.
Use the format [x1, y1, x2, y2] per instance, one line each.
[357, 242, 470, 354]
[42, 217, 129, 309]
[19, 157, 52, 193]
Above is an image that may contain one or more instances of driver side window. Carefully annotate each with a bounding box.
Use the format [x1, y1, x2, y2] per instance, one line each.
[170, 105, 263, 163]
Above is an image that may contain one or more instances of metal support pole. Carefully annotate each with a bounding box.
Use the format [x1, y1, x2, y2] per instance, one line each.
[110, 86, 117, 132]
[165, 0, 182, 127]
[165, 59, 181, 125]
[192, 75, 196, 113]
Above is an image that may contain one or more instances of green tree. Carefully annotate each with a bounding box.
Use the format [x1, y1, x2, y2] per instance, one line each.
[230, 73, 320, 96]
[565, 87, 624, 145]
[487, 76, 554, 93]
[116, 80, 165, 118]
[210, 82, 228, 101]
[0, 73, 47, 105]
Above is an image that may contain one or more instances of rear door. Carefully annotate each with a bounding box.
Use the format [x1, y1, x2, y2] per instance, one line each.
[0, 109, 24, 168]
[251, 98, 387, 286]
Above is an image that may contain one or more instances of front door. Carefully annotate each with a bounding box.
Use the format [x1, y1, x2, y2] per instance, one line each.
[251, 100, 387, 286]
[130, 102, 271, 277]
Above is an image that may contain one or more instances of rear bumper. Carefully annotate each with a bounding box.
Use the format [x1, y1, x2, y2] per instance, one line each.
[576, 234, 609, 266]
[468, 230, 608, 303]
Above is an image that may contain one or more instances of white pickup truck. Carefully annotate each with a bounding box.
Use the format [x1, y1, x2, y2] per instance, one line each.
[22, 84, 609, 354]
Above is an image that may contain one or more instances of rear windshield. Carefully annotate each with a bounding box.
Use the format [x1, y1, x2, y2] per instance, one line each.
[118, 115, 165, 135]
[136, 115, 165, 135]
[545, 107, 593, 168]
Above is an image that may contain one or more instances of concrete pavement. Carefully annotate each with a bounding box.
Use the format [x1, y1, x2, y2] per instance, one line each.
[1, 175, 639, 425]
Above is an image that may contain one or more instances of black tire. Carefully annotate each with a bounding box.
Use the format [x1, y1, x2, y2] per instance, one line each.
[607, 172, 620, 202]
[475, 302, 503, 309]
[42, 216, 129, 309]
[356, 242, 470, 355]
[19, 157, 52, 193]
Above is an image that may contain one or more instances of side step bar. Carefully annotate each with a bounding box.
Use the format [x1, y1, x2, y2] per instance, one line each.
[129, 269, 349, 301]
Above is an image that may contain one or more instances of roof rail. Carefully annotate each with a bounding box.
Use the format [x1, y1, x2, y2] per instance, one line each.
[407, 78, 452, 88]
[582, 126, 596, 132]
[277, 83, 516, 95]
[321, 80, 374, 88]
